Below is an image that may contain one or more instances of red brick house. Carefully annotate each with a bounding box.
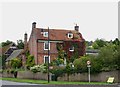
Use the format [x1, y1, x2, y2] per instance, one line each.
[26, 22, 85, 64]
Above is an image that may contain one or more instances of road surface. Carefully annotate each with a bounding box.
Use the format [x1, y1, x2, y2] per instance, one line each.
[1, 80, 120, 87]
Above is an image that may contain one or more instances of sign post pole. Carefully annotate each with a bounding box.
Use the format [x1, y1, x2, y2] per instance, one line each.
[87, 61, 91, 83]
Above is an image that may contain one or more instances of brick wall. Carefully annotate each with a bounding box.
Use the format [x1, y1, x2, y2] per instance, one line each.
[58, 70, 119, 83]
[37, 42, 58, 64]
[17, 71, 49, 80]
[2, 70, 119, 83]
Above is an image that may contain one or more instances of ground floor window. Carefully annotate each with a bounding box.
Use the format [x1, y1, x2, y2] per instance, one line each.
[44, 55, 50, 63]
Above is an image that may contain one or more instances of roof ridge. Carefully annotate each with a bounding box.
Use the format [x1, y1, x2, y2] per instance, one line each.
[35, 28, 75, 31]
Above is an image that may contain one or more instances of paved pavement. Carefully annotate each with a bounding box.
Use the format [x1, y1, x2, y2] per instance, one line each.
[1, 80, 40, 85]
[1, 80, 120, 87]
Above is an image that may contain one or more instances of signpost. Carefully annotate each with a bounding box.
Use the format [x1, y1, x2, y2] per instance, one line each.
[87, 60, 91, 83]
[107, 77, 114, 83]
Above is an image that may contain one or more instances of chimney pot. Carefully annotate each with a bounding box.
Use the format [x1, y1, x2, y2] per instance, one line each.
[24, 33, 27, 51]
[74, 24, 79, 31]
[32, 22, 36, 28]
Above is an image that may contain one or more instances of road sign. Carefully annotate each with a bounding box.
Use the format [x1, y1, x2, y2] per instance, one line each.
[87, 60, 91, 65]
[107, 77, 114, 83]
[87, 60, 91, 83]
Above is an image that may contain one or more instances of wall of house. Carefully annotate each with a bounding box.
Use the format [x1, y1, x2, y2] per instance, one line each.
[63, 41, 85, 59]
[37, 42, 58, 53]
[37, 54, 58, 64]
[28, 31, 38, 64]
[37, 42, 58, 64]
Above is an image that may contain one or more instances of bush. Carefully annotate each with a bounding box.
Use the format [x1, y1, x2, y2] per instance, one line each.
[0, 69, 3, 73]
[50, 67, 65, 81]
[73, 55, 102, 74]
[26, 55, 35, 70]
[10, 58, 22, 69]
[30, 64, 46, 73]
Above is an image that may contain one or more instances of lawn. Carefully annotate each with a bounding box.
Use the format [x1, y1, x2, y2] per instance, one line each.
[1, 77, 109, 85]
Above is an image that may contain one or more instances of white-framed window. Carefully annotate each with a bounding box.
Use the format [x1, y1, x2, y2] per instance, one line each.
[43, 32, 48, 37]
[44, 42, 50, 50]
[69, 46, 74, 52]
[44, 55, 50, 63]
[68, 33, 73, 38]
[10, 46, 17, 49]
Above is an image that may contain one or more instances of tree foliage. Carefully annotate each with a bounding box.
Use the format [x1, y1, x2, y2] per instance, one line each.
[1, 40, 13, 47]
[26, 55, 35, 69]
[92, 39, 106, 49]
[17, 39, 24, 49]
[10, 58, 22, 69]
[0, 55, 7, 69]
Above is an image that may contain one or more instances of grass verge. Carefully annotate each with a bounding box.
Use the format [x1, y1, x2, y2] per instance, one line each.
[1, 77, 109, 85]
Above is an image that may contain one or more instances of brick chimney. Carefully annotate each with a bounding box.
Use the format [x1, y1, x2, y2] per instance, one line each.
[74, 24, 79, 32]
[23, 33, 28, 69]
[24, 33, 27, 51]
[32, 22, 36, 28]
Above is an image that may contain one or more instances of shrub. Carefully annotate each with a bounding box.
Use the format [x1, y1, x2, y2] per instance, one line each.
[0, 69, 3, 73]
[73, 55, 102, 73]
[50, 67, 65, 81]
[30, 64, 46, 73]
[26, 55, 35, 69]
[10, 58, 22, 69]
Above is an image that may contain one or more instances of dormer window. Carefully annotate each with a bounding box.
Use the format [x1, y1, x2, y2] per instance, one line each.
[10, 46, 17, 49]
[43, 32, 48, 37]
[69, 46, 74, 52]
[68, 33, 73, 38]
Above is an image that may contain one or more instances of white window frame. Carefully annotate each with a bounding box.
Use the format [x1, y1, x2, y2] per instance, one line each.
[69, 46, 74, 52]
[44, 42, 50, 50]
[68, 33, 73, 38]
[44, 55, 50, 63]
[43, 32, 48, 37]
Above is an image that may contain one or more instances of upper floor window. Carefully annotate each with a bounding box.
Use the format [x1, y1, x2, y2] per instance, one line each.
[43, 32, 48, 37]
[68, 33, 73, 38]
[44, 55, 50, 63]
[44, 42, 50, 50]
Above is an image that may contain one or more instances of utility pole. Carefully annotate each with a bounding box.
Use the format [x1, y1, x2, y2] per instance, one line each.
[48, 27, 50, 83]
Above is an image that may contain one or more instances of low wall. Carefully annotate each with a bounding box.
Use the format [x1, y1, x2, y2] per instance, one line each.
[2, 70, 120, 83]
[17, 71, 49, 80]
[58, 70, 119, 83]
[2, 72, 14, 78]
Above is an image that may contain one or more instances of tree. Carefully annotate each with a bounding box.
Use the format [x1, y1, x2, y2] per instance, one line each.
[97, 43, 117, 71]
[0, 55, 7, 69]
[114, 44, 120, 70]
[26, 55, 35, 69]
[92, 39, 107, 49]
[112, 38, 120, 46]
[73, 55, 102, 73]
[10, 58, 22, 69]
[73, 56, 89, 73]
[17, 39, 24, 49]
[1, 40, 13, 47]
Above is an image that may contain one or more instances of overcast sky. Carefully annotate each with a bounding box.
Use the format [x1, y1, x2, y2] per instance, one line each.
[0, 0, 118, 43]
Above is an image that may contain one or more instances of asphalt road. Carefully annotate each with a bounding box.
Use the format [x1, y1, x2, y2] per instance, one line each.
[1, 80, 120, 87]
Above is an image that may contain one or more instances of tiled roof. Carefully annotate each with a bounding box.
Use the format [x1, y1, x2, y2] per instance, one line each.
[6, 49, 23, 61]
[0, 43, 14, 55]
[32, 28, 84, 41]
